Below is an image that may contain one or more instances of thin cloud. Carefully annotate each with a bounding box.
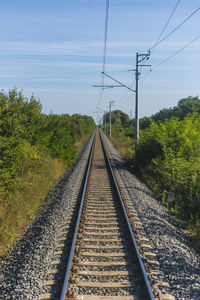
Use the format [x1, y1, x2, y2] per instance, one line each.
[0, 40, 151, 56]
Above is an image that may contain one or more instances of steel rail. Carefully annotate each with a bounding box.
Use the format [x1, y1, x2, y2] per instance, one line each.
[99, 130, 155, 300]
[60, 132, 96, 300]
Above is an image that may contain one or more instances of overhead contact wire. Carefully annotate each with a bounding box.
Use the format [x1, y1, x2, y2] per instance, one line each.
[152, 33, 200, 71]
[140, 33, 200, 86]
[150, 5, 200, 51]
[115, 80, 135, 105]
[150, 0, 181, 54]
[97, 0, 110, 108]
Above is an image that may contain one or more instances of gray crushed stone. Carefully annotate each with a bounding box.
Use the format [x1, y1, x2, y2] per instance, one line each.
[0, 132, 94, 300]
[103, 132, 200, 300]
[0, 130, 199, 300]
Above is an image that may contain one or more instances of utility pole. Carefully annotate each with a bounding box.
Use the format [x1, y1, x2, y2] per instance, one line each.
[134, 51, 151, 148]
[135, 52, 139, 148]
[109, 101, 114, 137]
[96, 59, 151, 165]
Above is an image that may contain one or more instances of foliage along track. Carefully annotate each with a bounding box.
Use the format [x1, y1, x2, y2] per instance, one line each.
[39, 129, 175, 300]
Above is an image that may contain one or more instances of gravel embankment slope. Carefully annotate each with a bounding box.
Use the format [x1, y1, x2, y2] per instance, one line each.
[0, 131, 199, 300]
[104, 133, 200, 300]
[0, 132, 94, 300]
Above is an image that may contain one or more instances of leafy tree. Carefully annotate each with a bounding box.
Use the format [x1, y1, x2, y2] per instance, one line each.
[140, 96, 200, 129]
[136, 113, 200, 228]
[101, 102, 200, 238]
[0, 89, 95, 189]
[177, 96, 200, 119]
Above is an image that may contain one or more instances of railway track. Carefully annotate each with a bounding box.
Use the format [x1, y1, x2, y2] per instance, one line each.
[40, 129, 174, 300]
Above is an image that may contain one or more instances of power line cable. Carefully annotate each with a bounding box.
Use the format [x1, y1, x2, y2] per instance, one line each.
[140, 0, 181, 79]
[151, 0, 181, 54]
[152, 33, 200, 71]
[97, 0, 110, 108]
[115, 80, 135, 104]
[140, 33, 200, 85]
[149, 5, 200, 52]
[102, 0, 109, 76]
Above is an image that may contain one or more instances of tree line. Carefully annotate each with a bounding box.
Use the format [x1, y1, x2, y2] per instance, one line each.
[0, 89, 95, 191]
[0, 89, 95, 253]
[102, 96, 200, 241]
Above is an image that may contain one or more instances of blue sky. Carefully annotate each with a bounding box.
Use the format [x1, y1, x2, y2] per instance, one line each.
[0, 0, 200, 123]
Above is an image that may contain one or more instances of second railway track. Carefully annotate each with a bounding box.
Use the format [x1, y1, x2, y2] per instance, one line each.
[40, 129, 174, 300]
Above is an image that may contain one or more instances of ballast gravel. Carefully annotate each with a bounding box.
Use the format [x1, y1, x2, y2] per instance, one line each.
[103, 133, 200, 300]
[0, 132, 94, 300]
[0, 131, 200, 300]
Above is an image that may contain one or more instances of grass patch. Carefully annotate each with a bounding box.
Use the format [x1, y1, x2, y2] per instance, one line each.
[0, 89, 95, 256]
[0, 156, 65, 256]
[108, 132, 134, 164]
[0, 134, 91, 256]
[75, 134, 90, 152]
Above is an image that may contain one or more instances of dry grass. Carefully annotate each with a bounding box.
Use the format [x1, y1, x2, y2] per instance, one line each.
[0, 157, 65, 256]
[0, 135, 91, 256]
[74, 135, 90, 152]
[110, 136, 127, 157]
[109, 133, 134, 164]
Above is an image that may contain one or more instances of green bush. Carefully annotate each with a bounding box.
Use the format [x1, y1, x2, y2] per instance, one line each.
[136, 113, 200, 229]
[102, 103, 200, 242]
[0, 89, 95, 253]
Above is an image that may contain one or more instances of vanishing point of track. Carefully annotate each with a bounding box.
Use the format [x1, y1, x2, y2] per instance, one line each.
[40, 129, 172, 300]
